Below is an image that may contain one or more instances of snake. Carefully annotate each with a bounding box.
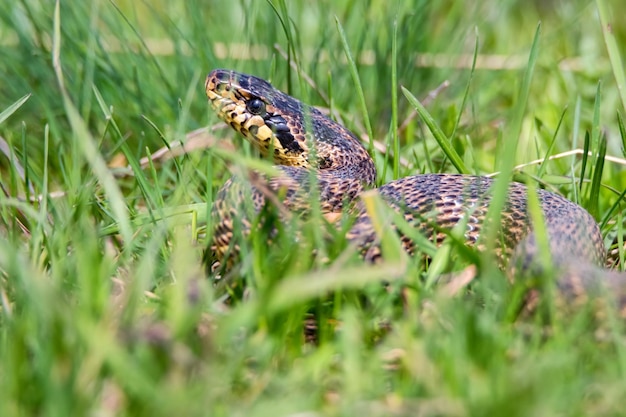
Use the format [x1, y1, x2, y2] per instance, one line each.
[205, 68, 626, 312]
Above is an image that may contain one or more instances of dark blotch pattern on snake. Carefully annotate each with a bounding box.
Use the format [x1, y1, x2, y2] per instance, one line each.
[205, 68, 626, 313]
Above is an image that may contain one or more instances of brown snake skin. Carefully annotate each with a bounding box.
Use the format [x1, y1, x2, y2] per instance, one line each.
[205, 68, 626, 312]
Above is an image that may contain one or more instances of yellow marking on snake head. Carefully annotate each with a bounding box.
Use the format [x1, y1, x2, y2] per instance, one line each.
[256, 125, 274, 143]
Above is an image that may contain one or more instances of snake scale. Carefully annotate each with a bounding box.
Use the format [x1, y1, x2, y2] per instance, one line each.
[205, 68, 626, 313]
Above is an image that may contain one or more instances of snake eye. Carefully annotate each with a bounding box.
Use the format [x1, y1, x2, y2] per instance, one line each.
[246, 99, 266, 115]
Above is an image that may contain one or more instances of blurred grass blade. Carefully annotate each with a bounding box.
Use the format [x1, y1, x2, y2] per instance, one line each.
[93, 84, 166, 215]
[360, 189, 408, 264]
[599, 186, 626, 230]
[269, 262, 406, 311]
[483, 22, 541, 254]
[106, 0, 174, 96]
[267, 0, 298, 88]
[570, 96, 582, 201]
[592, 80, 602, 151]
[596, 0, 626, 112]
[100, 203, 206, 236]
[585, 81, 604, 215]
[537, 106, 568, 178]
[390, 19, 399, 179]
[618, 111, 626, 158]
[525, 180, 555, 320]
[401, 86, 468, 174]
[335, 16, 374, 155]
[0, 94, 31, 125]
[579, 130, 590, 193]
[451, 27, 479, 139]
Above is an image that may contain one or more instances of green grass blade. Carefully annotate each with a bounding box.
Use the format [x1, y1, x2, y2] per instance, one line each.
[360, 189, 409, 264]
[588, 133, 607, 218]
[525, 180, 555, 319]
[106, 0, 174, 96]
[599, 186, 626, 230]
[579, 130, 591, 194]
[592, 80, 602, 152]
[268, 262, 406, 311]
[390, 19, 399, 179]
[596, 0, 626, 112]
[483, 22, 541, 254]
[537, 106, 568, 178]
[450, 28, 479, 140]
[335, 16, 374, 156]
[267, 0, 298, 89]
[0, 94, 31, 126]
[618, 111, 626, 158]
[585, 81, 604, 215]
[401, 86, 468, 174]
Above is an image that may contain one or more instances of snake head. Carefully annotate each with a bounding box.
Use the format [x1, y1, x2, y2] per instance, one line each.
[206, 69, 310, 167]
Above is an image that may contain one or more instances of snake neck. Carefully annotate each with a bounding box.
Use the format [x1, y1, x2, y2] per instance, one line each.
[307, 106, 376, 180]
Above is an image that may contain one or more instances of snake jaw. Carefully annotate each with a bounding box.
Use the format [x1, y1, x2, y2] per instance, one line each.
[206, 69, 311, 166]
[209, 93, 300, 162]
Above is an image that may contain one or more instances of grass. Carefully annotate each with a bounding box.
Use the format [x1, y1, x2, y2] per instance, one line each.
[1, 0, 626, 415]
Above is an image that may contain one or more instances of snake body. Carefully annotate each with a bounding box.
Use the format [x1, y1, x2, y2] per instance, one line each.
[205, 68, 625, 308]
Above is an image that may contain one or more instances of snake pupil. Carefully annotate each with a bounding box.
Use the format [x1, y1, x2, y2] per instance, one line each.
[247, 99, 266, 115]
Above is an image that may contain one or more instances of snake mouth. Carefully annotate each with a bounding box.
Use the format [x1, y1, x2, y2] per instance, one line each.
[205, 69, 237, 112]
[206, 69, 274, 144]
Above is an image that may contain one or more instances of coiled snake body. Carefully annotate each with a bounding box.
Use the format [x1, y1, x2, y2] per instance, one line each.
[206, 69, 625, 311]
